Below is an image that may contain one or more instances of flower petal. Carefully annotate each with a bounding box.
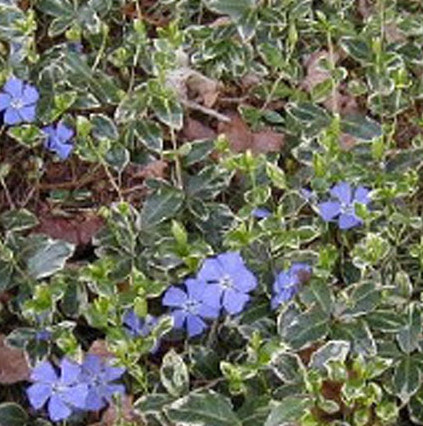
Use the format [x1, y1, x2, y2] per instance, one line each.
[4, 107, 21, 125]
[162, 286, 188, 308]
[83, 388, 105, 411]
[197, 257, 224, 282]
[26, 383, 52, 409]
[22, 84, 39, 105]
[222, 289, 249, 315]
[81, 354, 102, 376]
[338, 213, 361, 230]
[103, 365, 125, 382]
[231, 268, 258, 293]
[354, 186, 370, 205]
[318, 201, 341, 221]
[171, 309, 187, 329]
[56, 122, 74, 142]
[123, 310, 142, 336]
[54, 142, 73, 160]
[330, 182, 352, 204]
[17, 105, 36, 122]
[60, 384, 88, 410]
[252, 207, 271, 219]
[60, 358, 81, 385]
[202, 283, 223, 308]
[197, 302, 220, 319]
[271, 288, 296, 309]
[48, 394, 72, 422]
[184, 278, 207, 301]
[3, 77, 23, 97]
[216, 252, 245, 275]
[186, 314, 206, 337]
[273, 271, 294, 293]
[0, 93, 11, 111]
[31, 361, 57, 383]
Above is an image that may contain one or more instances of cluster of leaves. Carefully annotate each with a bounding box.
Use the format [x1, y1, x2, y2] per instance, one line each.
[1, 0, 423, 425]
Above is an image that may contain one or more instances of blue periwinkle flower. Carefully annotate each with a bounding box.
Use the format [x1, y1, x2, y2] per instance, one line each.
[198, 252, 258, 315]
[123, 309, 158, 338]
[0, 77, 39, 125]
[271, 263, 312, 309]
[26, 359, 88, 422]
[162, 278, 220, 337]
[78, 354, 126, 411]
[252, 207, 271, 219]
[318, 182, 370, 230]
[43, 122, 75, 160]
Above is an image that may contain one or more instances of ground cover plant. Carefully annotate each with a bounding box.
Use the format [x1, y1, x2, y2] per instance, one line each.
[1, 0, 423, 425]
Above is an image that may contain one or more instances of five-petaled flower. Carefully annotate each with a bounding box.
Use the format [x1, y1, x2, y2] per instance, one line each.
[318, 182, 370, 230]
[123, 309, 158, 338]
[26, 359, 88, 422]
[43, 122, 75, 160]
[0, 77, 39, 125]
[78, 354, 126, 411]
[271, 263, 312, 309]
[162, 278, 220, 337]
[198, 252, 258, 315]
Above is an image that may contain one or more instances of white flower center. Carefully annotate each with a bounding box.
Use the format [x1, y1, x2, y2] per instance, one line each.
[10, 98, 23, 109]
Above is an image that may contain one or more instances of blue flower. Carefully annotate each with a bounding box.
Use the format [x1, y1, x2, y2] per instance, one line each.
[318, 182, 370, 230]
[271, 263, 312, 309]
[26, 359, 88, 422]
[123, 310, 158, 338]
[78, 354, 126, 411]
[162, 278, 220, 337]
[252, 207, 271, 219]
[43, 122, 74, 160]
[0, 77, 39, 125]
[198, 252, 258, 315]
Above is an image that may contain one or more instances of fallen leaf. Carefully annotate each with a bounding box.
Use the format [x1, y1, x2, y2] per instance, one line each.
[218, 111, 284, 154]
[34, 213, 104, 246]
[88, 339, 114, 360]
[91, 395, 143, 426]
[339, 133, 357, 151]
[357, 0, 373, 19]
[323, 90, 359, 115]
[0, 334, 30, 384]
[182, 118, 216, 141]
[385, 22, 406, 44]
[128, 160, 168, 180]
[302, 50, 339, 93]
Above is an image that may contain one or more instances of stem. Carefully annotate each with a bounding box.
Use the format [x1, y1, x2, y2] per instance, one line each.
[170, 127, 183, 189]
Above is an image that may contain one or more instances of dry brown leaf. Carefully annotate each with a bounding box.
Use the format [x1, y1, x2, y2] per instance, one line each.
[182, 118, 216, 141]
[357, 0, 373, 19]
[302, 50, 339, 93]
[88, 339, 114, 360]
[339, 133, 357, 151]
[385, 22, 406, 44]
[218, 111, 284, 154]
[323, 90, 359, 115]
[0, 334, 30, 384]
[91, 395, 144, 426]
[34, 213, 104, 246]
[135, 160, 168, 180]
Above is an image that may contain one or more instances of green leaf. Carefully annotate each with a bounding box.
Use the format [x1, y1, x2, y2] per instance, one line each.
[270, 352, 303, 383]
[392, 356, 421, 403]
[134, 120, 163, 153]
[36, 0, 75, 18]
[279, 306, 329, 350]
[397, 303, 421, 354]
[341, 115, 382, 141]
[105, 146, 130, 172]
[300, 280, 333, 315]
[140, 187, 184, 228]
[186, 166, 231, 200]
[91, 114, 119, 141]
[264, 396, 311, 426]
[160, 350, 189, 397]
[340, 37, 373, 63]
[0, 403, 28, 426]
[332, 320, 376, 357]
[0, 209, 38, 232]
[204, 0, 256, 19]
[25, 236, 75, 280]
[7, 125, 44, 148]
[151, 96, 183, 130]
[409, 388, 423, 425]
[341, 282, 380, 318]
[165, 391, 242, 426]
[386, 148, 423, 172]
[0, 261, 13, 292]
[310, 340, 350, 371]
[367, 310, 405, 333]
[237, 396, 271, 426]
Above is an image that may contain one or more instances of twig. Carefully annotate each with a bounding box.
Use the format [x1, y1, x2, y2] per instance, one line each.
[181, 99, 231, 122]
